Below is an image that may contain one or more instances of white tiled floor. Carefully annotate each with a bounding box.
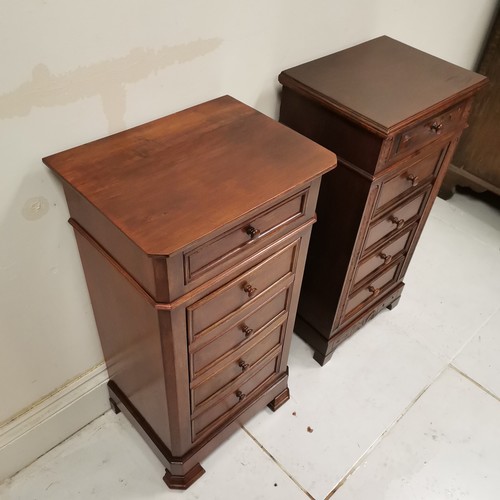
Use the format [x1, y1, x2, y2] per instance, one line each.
[1, 192, 500, 500]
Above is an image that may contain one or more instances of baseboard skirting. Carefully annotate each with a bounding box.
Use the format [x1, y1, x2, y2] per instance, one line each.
[0, 363, 110, 482]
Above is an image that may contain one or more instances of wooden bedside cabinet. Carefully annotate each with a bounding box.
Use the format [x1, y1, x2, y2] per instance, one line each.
[278, 36, 487, 366]
[441, 10, 500, 198]
[43, 96, 336, 488]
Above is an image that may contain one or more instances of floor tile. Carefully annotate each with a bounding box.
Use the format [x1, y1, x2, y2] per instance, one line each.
[446, 190, 500, 234]
[0, 412, 307, 500]
[244, 319, 444, 499]
[383, 203, 500, 361]
[332, 368, 500, 500]
[433, 195, 500, 249]
[452, 308, 500, 399]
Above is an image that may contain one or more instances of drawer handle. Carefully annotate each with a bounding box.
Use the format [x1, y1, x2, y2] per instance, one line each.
[241, 324, 254, 337]
[238, 360, 250, 371]
[245, 226, 261, 239]
[379, 252, 392, 264]
[368, 285, 380, 297]
[407, 174, 419, 187]
[236, 390, 246, 402]
[430, 121, 443, 134]
[243, 283, 257, 297]
[389, 215, 405, 229]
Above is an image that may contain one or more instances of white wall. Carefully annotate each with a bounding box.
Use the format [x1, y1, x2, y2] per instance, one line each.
[0, 0, 497, 470]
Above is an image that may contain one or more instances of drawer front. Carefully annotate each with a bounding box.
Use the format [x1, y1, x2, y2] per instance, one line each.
[363, 188, 429, 252]
[184, 189, 308, 284]
[191, 322, 284, 410]
[391, 103, 465, 159]
[344, 259, 402, 317]
[187, 240, 298, 337]
[192, 356, 279, 441]
[376, 145, 446, 212]
[353, 225, 415, 288]
[190, 286, 290, 377]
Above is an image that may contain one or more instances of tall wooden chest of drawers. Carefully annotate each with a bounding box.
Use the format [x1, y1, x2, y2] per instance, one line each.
[278, 36, 487, 366]
[43, 96, 336, 488]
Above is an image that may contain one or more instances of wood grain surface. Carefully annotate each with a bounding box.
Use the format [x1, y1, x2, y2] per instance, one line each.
[279, 36, 487, 134]
[44, 95, 336, 256]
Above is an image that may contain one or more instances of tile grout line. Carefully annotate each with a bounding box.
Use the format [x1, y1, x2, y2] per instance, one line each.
[448, 364, 500, 404]
[324, 364, 449, 499]
[449, 305, 500, 362]
[240, 425, 315, 500]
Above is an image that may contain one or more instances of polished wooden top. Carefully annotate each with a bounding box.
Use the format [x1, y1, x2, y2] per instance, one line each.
[279, 36, 488, 135]
[44, 96, 336, 256]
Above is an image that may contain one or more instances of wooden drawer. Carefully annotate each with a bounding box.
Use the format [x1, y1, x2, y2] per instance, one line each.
[187, 240, 298, 337]
[376, 145, 446, 212]
[64, 183, 316, 304]
[191, 321, 284, 410]
[344, 258, 402, 317]
[353, 224, 415, 288]
[184, 189, 308, 284]
[192, 356, 279, 441]
[190, 286, 291, 377]
[363, 187, 430, 253]
[391, 103, 465, 159]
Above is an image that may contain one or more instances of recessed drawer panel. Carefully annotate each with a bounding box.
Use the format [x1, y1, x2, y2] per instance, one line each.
[184, 190, 308, 283]
[363, 188, 429, 252]
[354, 225, 415, 288]
[376, 146, 446, 212]
[345, 259, 401, 317]
[192, 356, 279, 441]
[190, 286, 290, 377]
[391, 103, 465, 159]
[187, 240, 298, 337]
[191, 323, 284, 410]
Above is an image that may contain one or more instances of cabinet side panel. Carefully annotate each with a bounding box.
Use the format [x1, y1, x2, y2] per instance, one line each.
[63, 182, 169, 301]
[73, 229, 171, 450]
[297, 165, 372, 337]
[279, 87, 383, 174]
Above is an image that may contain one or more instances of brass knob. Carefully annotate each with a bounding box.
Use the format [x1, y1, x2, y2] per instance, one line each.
[238, 360, 249, 371]
[379, 252, 392, 264]
[402, 134, 411, 144]
[243, 283, 257, 297]
[241, 324, 254, 337]
[236, 390, 246, 402]
[389, 215, 405, 229]
[407, 173, 419, 187]
[245, 226, 261, 239]
[368, 285, 380, 297]
[430, 121, 443, 133]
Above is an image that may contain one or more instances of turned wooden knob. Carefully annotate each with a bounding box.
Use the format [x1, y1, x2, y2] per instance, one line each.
[379, 252, 392, 264]
[241, 324, 254, 337]
[238, 359, 249, 371]
[407, 173, 419, 187]
[243, 283, 257, 297]
[389, 215, 405, 229]
[368, 285, 380, 296]
[430, 121, 443, 133]
[245, 226, 261, 239]
[236, 390, 246, 401]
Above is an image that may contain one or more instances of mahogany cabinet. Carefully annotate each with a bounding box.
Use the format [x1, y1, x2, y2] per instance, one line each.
[278, 36, 487, 366]
[43, 96, 336, 488]
[441, 9, 500, 198]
